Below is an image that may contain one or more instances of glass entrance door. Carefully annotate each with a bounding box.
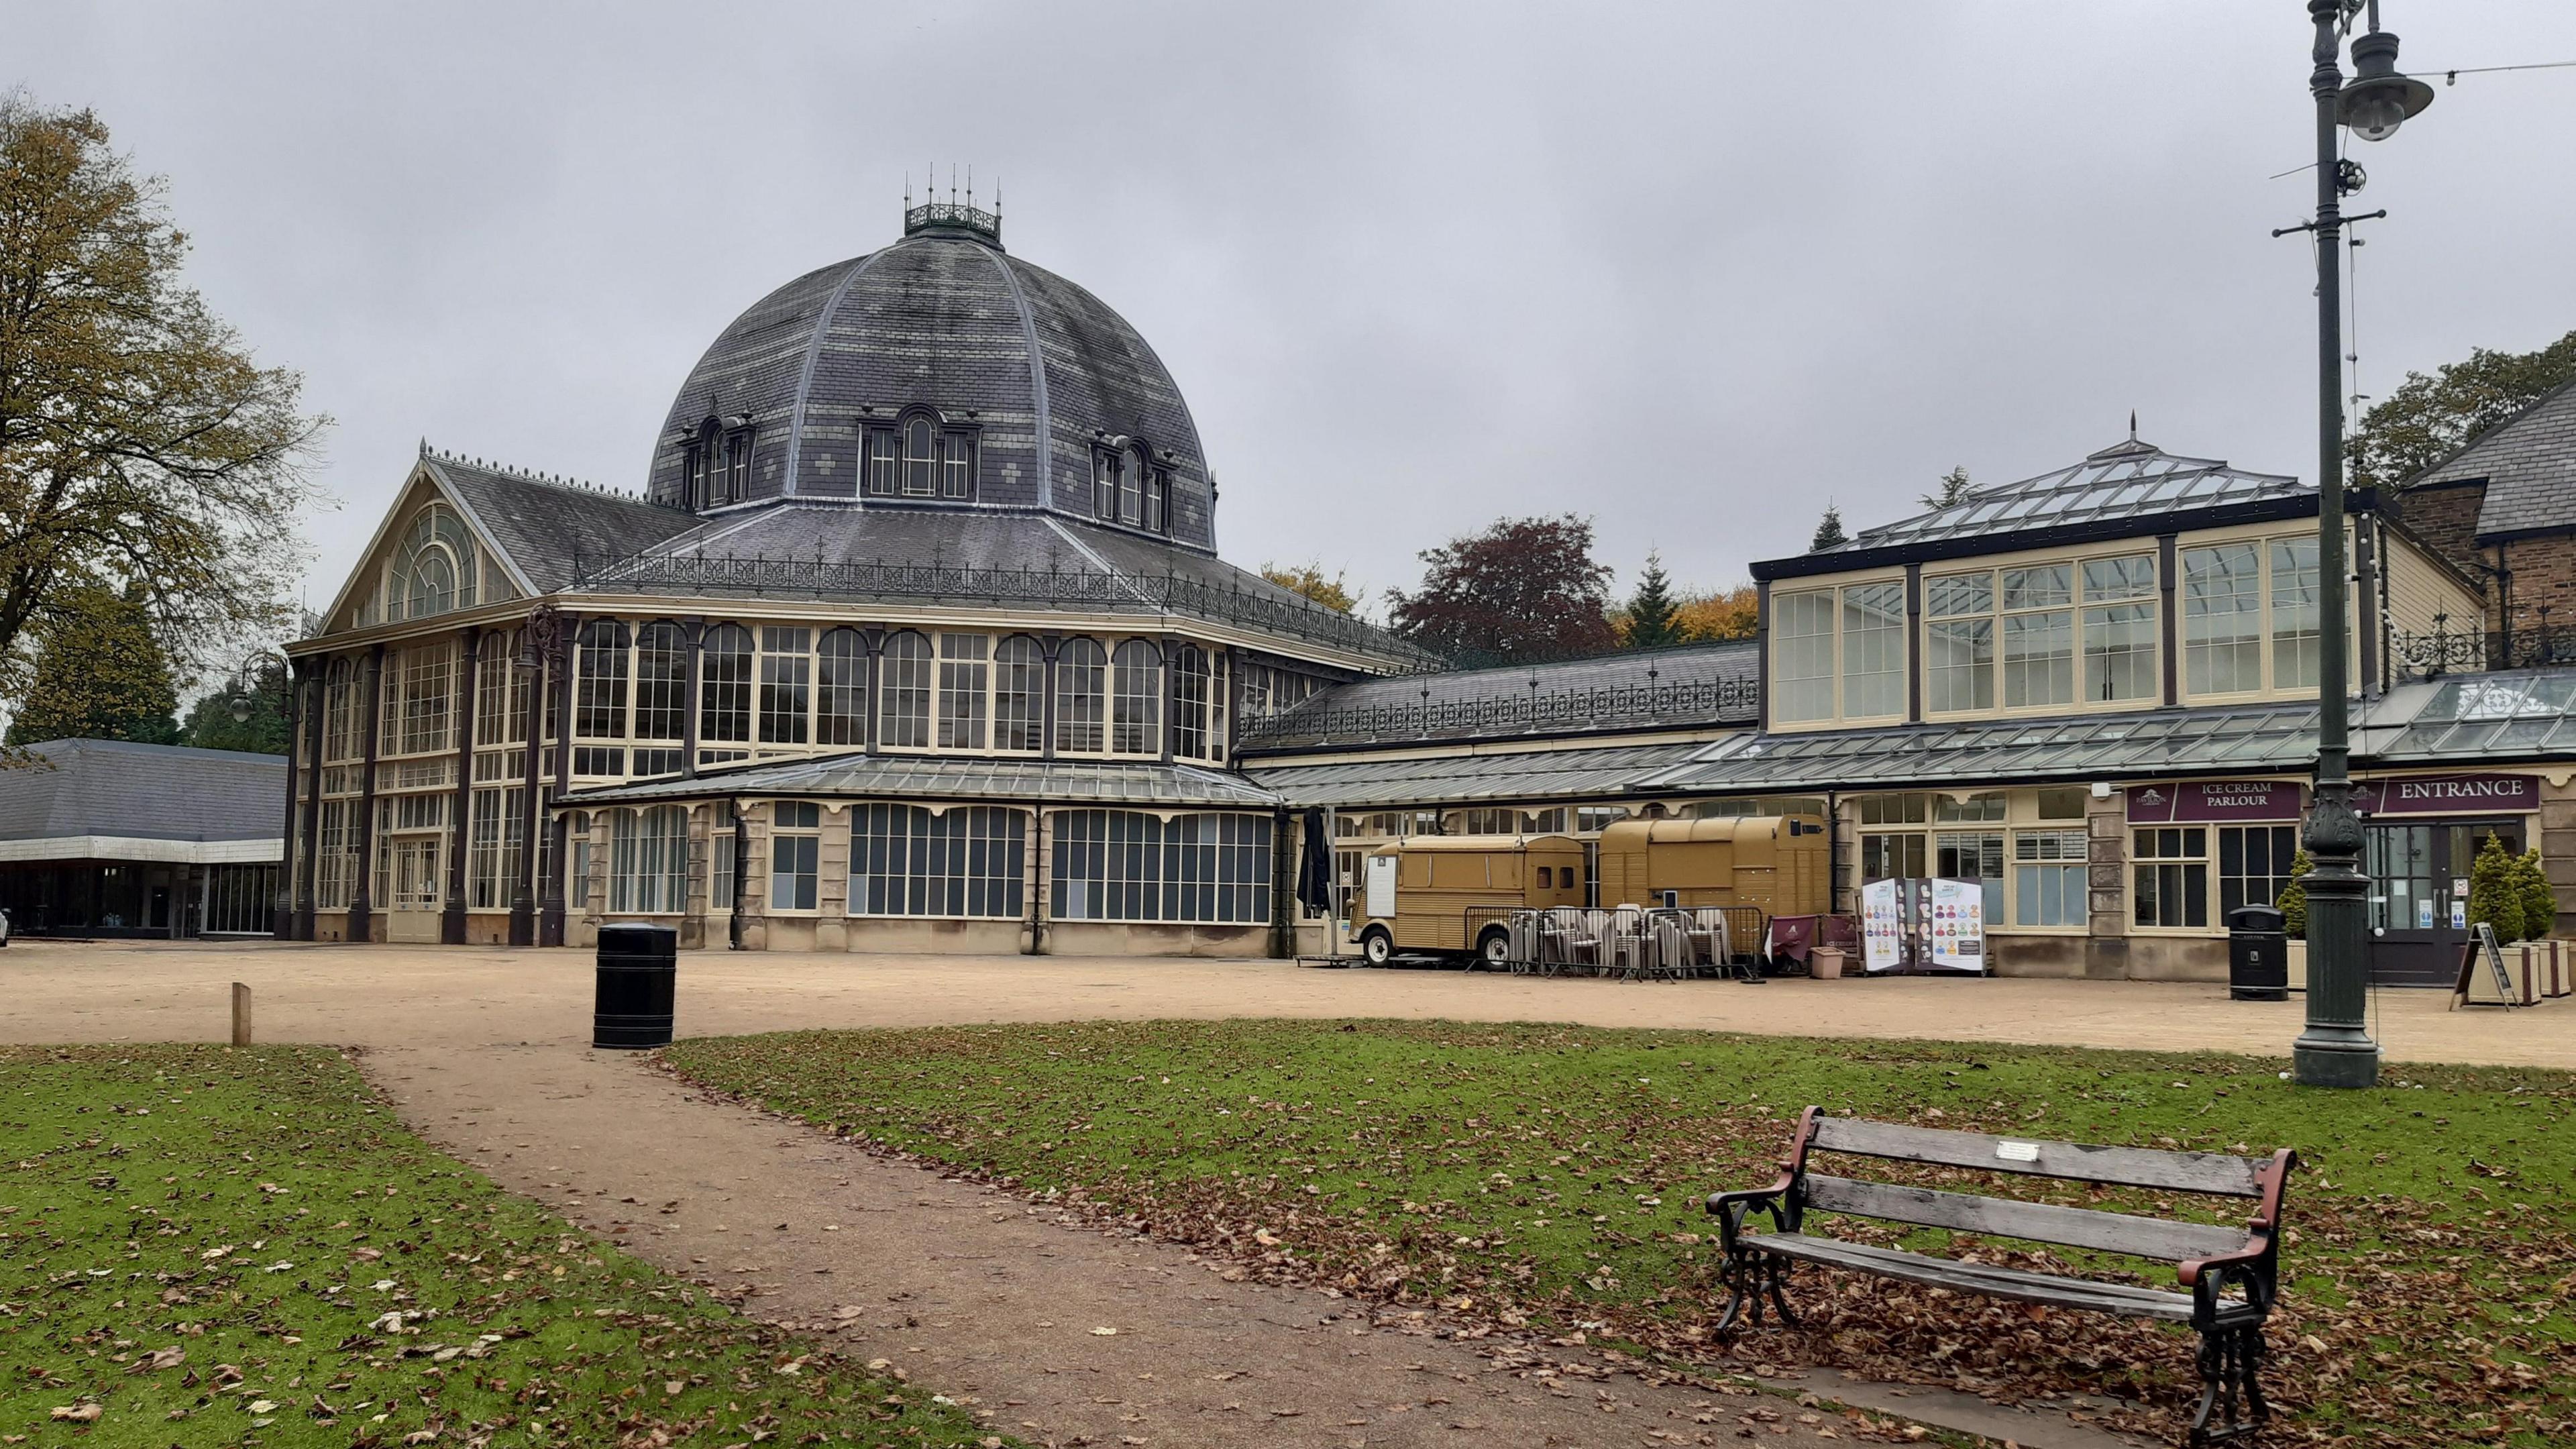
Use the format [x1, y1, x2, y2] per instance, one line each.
[2365, 820, 2523, 987]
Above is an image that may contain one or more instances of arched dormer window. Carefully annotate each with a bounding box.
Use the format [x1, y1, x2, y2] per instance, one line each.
[1089, 439, 1171, 536]
[684, 416, 755, 510]
[864, 411, 979, 502]
[1091, 449, 1120, 521]
[385, 502, 480, 623]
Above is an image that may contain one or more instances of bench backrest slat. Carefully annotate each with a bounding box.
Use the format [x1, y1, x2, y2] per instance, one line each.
[1811, 1117, 2267, 1197]
[1802, 1174, 2251, 1263]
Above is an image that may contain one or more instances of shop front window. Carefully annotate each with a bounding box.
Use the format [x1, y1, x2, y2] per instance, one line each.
[2012, 828, 2088, 926]
[2133, 826, 2209, 928]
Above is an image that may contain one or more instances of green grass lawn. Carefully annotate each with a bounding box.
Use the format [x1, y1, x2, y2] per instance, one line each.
[667, 1020, 2576, 1448]
[0, 1044, 1012, 1448]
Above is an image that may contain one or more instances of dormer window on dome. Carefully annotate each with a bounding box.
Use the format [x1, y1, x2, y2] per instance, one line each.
[1091, 438, 1169, 535]
[683, 416, 753, 511]
[863, 411, 979, 501]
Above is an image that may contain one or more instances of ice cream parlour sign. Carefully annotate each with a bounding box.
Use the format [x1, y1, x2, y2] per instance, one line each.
[2126, 780, 2302, 824]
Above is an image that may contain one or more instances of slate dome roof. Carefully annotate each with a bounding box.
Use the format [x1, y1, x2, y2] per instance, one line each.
[647, 205, 1216, 552]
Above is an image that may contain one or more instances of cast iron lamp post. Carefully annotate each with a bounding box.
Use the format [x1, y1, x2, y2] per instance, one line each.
[2291, 0, 2431, 1089]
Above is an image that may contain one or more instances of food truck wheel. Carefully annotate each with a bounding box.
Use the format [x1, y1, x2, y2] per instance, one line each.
[1359, 926, 1393, 965]
[1475, 926, 1512, 968]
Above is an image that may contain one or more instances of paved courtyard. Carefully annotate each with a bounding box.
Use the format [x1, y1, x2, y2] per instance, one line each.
[3, 938, 2569, 1067]
[7, 941, 2568, 1448]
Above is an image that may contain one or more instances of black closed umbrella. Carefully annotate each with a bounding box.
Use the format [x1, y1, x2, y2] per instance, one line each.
[1294, 808, 1334, 916]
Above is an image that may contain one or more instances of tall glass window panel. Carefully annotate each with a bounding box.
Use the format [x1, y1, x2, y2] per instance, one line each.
[993, 636, 1044, 752]
[467, 786, 525, 910]
[2132, 826, 2210, 929]
[1924, 574, 1994, 714]
[2081, 555, 2157, 603]
[2012, 828, 2088, 927]
[2084, 604, 2157, 702]
[902, 419, 935, 496]
[1092, 454, 1118, 519]
[2270, 537, 2322, 690]
[759, 627, 811, 744]
[1860, 831, 1927, 881]
[848, 804, 1026, 918]
[816, 629, 866, 745]
[1120, 449, 1144, 525]
[1145, 468, 1167, 533]
[2218, 822, 2300, 917]
[1171, 646, 1211, 759]
[938, 633, 989, 749]
[1934, 829, 2006, 924]
[866, 430, 897, 496]
[1772, 591, 1835, 722]
[2002, 610, 2073, 708]
[1839, 582, 1906, 719]
[609, 805, 687, 914]
[940, 432, 972, 500]
[879, 631, 932, 748]
[699, 624, 752, 744]
[394, 644, 455, 756]
[769, 801, 820, 910]
[1056, 639, 1106, 753]
[1111, 640, 1161, 753]
[2183, 543, 2263, 694]
[474, 637, 528, 749]
[633, 623, 688, 741]
[575, 622, 629, 739]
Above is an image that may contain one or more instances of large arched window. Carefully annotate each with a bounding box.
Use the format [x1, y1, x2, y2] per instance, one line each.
[879, 630, 932, 747]
[1055, 638, 1106, 753]
[994, 635, 1044, 753]
[1171, 645, 1210, 760]
[817, 628, 867, 745]
[633, 623, 688, 741]
[1112, 639, 1161, 754]
[576, 621, 631, 739]
[759, 627, 812, 744]
[386, 502, 480, 622]
[700, 623, 752, 745]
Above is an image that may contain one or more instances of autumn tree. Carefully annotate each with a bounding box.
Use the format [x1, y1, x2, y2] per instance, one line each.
[1620, 553, 1684, 649]
[1385, 514, 1614, 664]
[0, 97, 319, 713]
[1260, 560, 1360, 615]
[1674, 584, 1760, 642]
[1810, 504, 1847, 551]
[3, 583, 180, 745]
[2349, 329, 2576, 484]
[1921, 465, 1973, 511]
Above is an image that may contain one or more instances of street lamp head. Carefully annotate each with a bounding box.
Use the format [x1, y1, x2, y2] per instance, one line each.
[229, 693, 255, 724]
[2339, 31, 2432, 142]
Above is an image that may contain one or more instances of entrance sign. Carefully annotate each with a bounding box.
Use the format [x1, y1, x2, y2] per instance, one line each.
[2356, 773, 2540, 815]
[2125, 780, 2302, 824]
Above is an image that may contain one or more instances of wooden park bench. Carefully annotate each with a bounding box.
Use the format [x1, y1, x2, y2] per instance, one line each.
[1705, 1109, 2297, 1444]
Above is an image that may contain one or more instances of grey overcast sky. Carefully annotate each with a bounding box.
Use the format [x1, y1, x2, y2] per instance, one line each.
[18, 1, 2576, 622]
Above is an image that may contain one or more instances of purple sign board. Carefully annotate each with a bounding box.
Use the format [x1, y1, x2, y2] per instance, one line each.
[2354, 773, 2541, 816]
[2127, 781, 2303, 824]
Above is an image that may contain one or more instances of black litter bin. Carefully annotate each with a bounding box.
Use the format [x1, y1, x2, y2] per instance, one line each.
[594, 921, 678, 1049]
[2226, 904, 2289, 1001]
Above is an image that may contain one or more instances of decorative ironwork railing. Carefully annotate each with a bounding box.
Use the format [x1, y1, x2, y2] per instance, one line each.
[1236, 674, 1760, 748]
[566, 551, 1438, 663]
[904, 201, 1000, 239]
[2387, 612, 2576, 680]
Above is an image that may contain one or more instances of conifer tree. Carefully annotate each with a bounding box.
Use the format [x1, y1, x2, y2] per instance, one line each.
[4, 584, 181, 746]
[1623, 553, 1686, 649]
[1809, 504, 1847, 552]
[2515, 847, 2557, 942]
[1920, 465, 1974, 511]
[2275, 849, 2313, 939]
[2465, 833, 2522, 943]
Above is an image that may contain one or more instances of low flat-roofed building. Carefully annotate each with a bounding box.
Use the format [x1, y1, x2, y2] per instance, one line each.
[0, 739, 286, 938]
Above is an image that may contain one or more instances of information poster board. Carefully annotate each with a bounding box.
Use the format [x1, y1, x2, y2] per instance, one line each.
[1862, 878, 1906, 973]
[1927, 877, 1987, 974]
[2451, 922, 2518, 1010]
